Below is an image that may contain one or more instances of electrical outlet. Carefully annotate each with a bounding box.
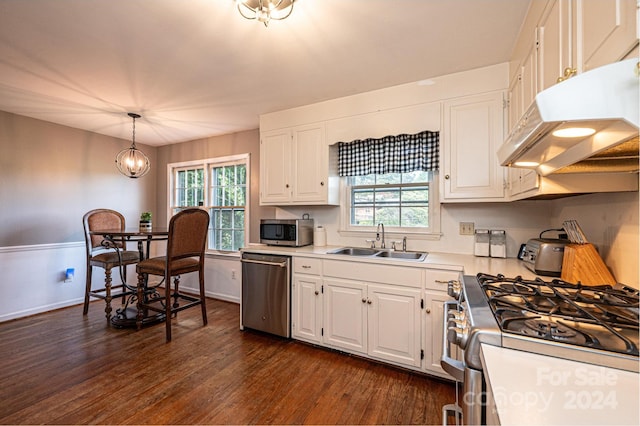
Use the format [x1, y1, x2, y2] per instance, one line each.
[459, 222, 475, 235]
[231, 270, 236, 280]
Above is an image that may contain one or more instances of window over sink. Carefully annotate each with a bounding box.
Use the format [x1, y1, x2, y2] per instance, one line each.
[337, 130, 441, 238]
[168, 154, 250, 253]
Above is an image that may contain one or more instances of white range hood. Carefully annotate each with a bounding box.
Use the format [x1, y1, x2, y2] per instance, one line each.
[498, 59, 639, 176]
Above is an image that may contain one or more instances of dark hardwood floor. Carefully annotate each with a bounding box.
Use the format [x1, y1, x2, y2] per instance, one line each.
[0, 298, 456, 425]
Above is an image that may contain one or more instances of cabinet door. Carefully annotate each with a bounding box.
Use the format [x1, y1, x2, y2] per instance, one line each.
[442, 92, 506, 201]
[292, 274, 323, 344]
[323, 279, 367, 354]
[581, 0, 638, 71]
[260, 130, 291, 204]
[292, 124, 328, 203]
[538, 0, 574, 91]
[424, 290, 449, 376]
[367, 284, 422, 368]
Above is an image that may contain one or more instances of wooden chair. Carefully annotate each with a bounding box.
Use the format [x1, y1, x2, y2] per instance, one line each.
[83, 209, 140, 323]
[135, 208, 209, 341]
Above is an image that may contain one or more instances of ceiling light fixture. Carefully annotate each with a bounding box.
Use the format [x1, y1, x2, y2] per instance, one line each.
[115, 113, 150, 179]
[235, 0, 295, 27]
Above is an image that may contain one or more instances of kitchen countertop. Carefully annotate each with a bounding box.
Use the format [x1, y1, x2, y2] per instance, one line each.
[481, 343, 640, 425]
[242, 243, 542, 278]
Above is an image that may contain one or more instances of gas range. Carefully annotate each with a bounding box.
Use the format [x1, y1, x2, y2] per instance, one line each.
[476, 273, 639, 372]
[447, 274, 639, 372]
[442, 273, 639, 425]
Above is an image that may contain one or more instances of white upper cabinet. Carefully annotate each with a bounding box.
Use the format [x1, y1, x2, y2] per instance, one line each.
[260, 124, 339, 206]
[580, 0, 638, 71]
[538, 0, 576, 92]
[441, 91, 506, 202]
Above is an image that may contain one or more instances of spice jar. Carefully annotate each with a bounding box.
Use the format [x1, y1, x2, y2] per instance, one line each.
[474, 229, 490, 257]
[490, 229, 507, 258]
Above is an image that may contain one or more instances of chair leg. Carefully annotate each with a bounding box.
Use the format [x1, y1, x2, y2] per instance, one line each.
[104, 268, 113, 323]
[199, 271, 208, 326]
[83, 265, 92, 315]
[165, 275, 173, 342]
[172, 276, 180, 312]
[135, 272, 146, 331]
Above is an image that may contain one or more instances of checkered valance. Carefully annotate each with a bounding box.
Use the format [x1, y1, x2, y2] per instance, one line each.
[338, 130, 439, 177]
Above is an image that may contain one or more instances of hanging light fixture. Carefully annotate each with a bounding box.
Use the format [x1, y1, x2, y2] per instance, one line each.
[115, 112, 150, 178]
[235, 0, 295, 27]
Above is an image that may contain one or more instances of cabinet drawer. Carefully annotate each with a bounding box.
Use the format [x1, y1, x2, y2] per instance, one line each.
[425, 270, 460, 291]
[293, 257, 322, 275]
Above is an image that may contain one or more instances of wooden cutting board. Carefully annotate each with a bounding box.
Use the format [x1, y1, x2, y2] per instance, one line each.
[561, 243, 616, 285]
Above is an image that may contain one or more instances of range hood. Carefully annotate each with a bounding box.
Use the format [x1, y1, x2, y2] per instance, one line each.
[498, 59, 639, 176]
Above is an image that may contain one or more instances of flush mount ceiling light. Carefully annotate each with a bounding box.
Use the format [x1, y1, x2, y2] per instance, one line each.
[235, 0, 295, 27]
[115, 112, 150, 179]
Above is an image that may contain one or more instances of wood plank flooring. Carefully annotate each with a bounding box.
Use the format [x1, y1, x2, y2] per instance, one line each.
[0, 299, 456, 425]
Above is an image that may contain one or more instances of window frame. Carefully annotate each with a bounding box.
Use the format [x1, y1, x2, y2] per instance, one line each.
[167, 154, 250, 255]
[339, 172, 441, 240]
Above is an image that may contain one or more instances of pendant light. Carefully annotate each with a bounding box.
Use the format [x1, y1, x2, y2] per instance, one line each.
[115, 112, 150, 178]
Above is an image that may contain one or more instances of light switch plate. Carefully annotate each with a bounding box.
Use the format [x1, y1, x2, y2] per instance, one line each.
[459, 222, 475, 235]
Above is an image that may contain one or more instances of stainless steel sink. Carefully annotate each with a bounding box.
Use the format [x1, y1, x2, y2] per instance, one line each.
[375, 251, 427, 261]
[327, 247, 427, 261]
[327, 247, 380, 256]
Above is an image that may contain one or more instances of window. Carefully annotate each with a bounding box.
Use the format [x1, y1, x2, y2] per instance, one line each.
[169, 154, 249, 252]
[349, 171, 431, 227]
[338, 130, 440, 236]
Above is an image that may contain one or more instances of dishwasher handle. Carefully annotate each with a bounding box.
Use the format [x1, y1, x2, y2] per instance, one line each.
[240, 258, 288, 268]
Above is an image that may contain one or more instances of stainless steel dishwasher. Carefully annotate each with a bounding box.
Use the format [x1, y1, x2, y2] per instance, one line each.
[240, 252, 291, 338]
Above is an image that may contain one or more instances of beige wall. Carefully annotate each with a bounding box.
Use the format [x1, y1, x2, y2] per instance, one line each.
[155, 129, 274, 244]
[0, 111, 156, 246]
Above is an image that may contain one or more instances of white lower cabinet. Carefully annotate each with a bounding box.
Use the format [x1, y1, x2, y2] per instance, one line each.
[292, 257, 447, 373]
[367, 284, 422, 367]
[323, 278, 368, 354]
[292, 274, 323, 344]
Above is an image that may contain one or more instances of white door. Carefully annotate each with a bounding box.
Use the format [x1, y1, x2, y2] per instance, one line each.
[368, 284, 422, 368]
[323, 279, 367, 354]
[260, 130, 291, 204]
[292, 275, 322, 344]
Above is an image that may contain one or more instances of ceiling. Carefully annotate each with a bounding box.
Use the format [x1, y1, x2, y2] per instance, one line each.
[0, 0, 531, 146]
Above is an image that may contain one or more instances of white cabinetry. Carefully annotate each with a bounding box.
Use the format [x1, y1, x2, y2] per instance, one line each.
[442, 92, 506, 202]
[292, 257, 323, 344]
[260, 124, 338, 205]
[323, 278, 368, 354]
[580, 0, 638, 71]
[290, 255, 459, 377]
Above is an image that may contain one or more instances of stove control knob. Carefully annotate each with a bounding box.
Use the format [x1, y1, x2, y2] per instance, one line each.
[447, 280, 461, 299]
[448, 310, 466, 322]
[447, 321, 469, 348]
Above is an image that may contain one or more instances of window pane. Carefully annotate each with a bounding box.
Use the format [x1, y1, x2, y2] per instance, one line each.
[352, 207, 374, 226]
[349, 171, 430, 228]
[402, 206, 429, 227]
[375, 207, 399, 226]
[234, 210, 245, 228]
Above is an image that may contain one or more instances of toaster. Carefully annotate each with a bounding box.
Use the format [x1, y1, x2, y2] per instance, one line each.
[521, 238, 570, 277]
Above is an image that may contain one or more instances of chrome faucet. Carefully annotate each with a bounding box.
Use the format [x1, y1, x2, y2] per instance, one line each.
[376, 223, 385, 249]
[402, 236, 407, 252]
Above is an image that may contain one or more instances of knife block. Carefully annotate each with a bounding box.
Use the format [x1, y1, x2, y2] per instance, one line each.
[561, 243, 616, 285]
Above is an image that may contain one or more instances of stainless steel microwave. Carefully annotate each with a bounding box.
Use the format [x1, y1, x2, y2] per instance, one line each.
[260, 219, 314, 247]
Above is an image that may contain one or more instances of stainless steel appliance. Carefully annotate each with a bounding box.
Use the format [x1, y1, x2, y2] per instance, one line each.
[442, 273, 639, 425]
[521, 238, 570, 276]
[260, 218, 314, 247]
[241, 253, 291, 338]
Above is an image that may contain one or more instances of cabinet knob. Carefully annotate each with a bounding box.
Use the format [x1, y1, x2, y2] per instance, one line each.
[362, 298, 367, 303]
[320, 181, 324, 186]
[426, 308, 431, 314]
[367, 299, 372, 305]
[315, 291, 319, 295]
[557, 67, 577, 82]
[302, 265, 311, 269]
[444, 174, 450, 180]
[285, 184, 290, 188]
